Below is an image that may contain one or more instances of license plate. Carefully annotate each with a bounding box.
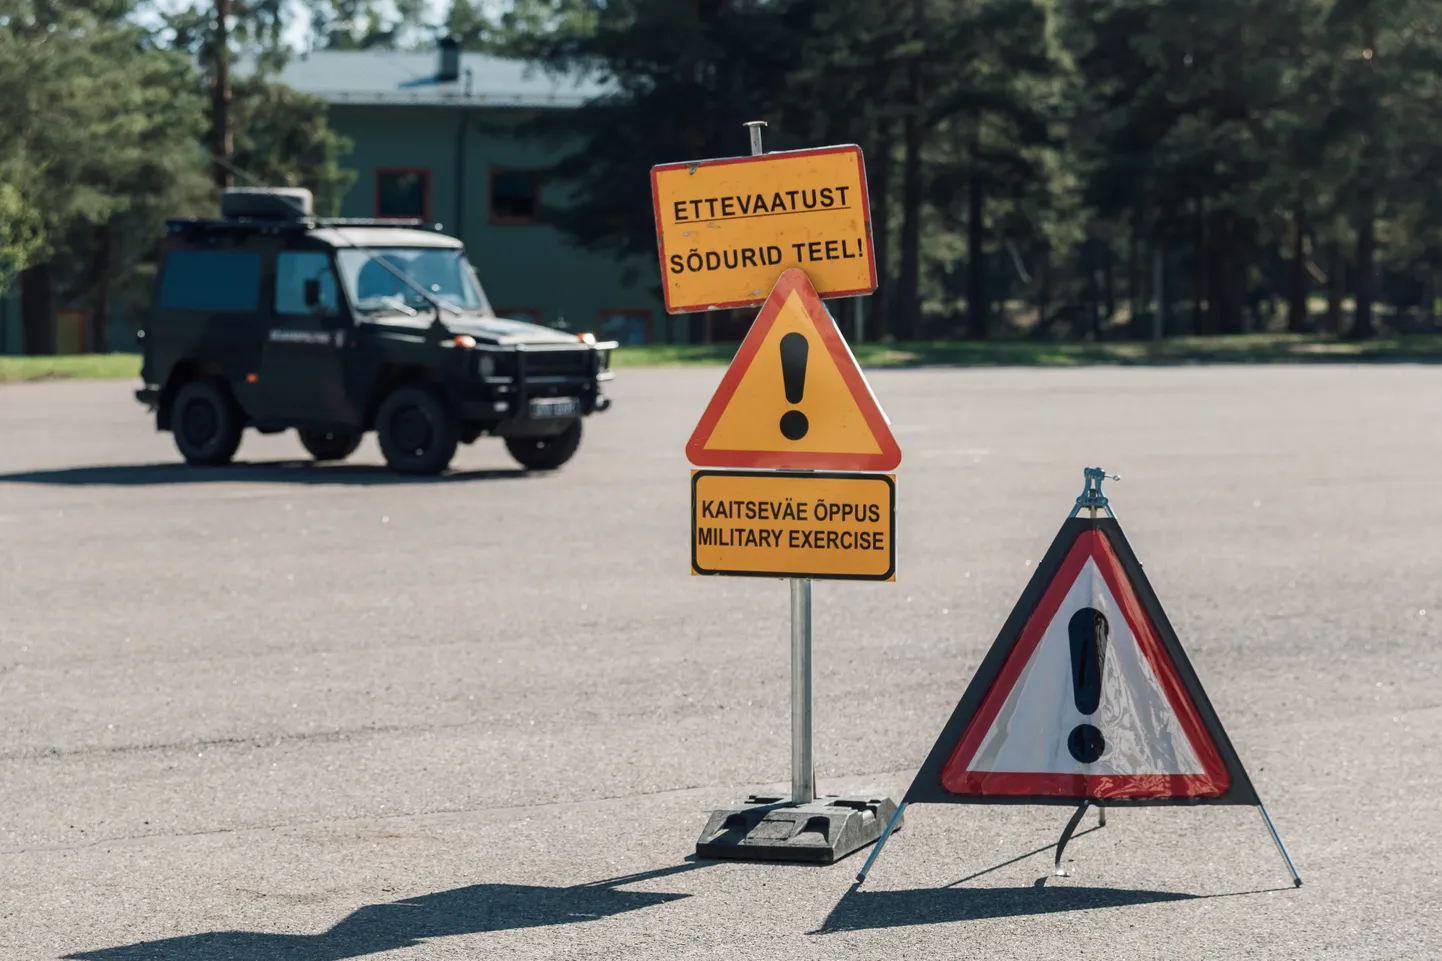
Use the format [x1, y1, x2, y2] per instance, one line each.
[529, 397, 579, 419]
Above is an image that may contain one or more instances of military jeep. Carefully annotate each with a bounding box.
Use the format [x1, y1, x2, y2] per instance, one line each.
[134, 187, 616, 475]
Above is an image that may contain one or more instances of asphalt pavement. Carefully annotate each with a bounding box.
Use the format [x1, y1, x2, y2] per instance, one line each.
[1, 363, 1439, 960]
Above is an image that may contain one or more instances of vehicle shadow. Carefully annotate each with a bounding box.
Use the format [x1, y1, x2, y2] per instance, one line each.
[64, 862, 705, 961]
[0, 461, 535, 487]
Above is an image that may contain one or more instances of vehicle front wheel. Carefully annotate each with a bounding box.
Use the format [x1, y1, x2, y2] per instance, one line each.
[171, 378, 244, 466]
[505, 419, 582, 471]
[375, 386, 459, 475]
[298, 429, 362, 462]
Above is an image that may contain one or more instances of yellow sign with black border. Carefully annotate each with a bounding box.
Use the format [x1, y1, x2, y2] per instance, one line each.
[650, 145, 876, 314]
[691, 470, 895, 581]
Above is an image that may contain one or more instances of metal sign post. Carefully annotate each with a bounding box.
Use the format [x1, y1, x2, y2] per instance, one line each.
[687, 122, 902, 865]
[745, 120, 820, 808]
[791, 577, 815, 804]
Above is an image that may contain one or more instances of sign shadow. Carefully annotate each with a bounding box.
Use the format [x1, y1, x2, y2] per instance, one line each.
[63, 862, 706, 961]
[812, 882, 1199, 934]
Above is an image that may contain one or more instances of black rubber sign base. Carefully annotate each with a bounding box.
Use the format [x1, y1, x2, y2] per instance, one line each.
[695, 794, 901, 864]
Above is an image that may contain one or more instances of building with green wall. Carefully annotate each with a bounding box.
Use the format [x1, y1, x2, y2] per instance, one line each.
[273, 40, 676, 346]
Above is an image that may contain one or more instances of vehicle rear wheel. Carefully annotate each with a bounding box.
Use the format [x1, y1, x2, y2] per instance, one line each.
[505, 419, 582, 471]
[172, 378, 243, 466]
[376, 386, 459, 475]
[298, 429, 362, 462]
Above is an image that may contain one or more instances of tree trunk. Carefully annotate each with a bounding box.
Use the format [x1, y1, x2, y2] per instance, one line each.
[1102, 235, 1115, 320]
[1286, 202, 1309, 333]
[89, 224, 112, 353]
[212, 0, 233, 190]
[1157, 241, 1170, 338]
[1209, 212, 1246, 336]
[1032, 244, 1053, 337]
[1127, 227, 1141, 339]
[896, 0, 924, 341]
[1325, 239, 1344, 334]
[1351, 190, 1376, 339]
[1085, 239, 1103, 341]
[965, 134, 986, 340]
[1429, 252, 1441, 327]
[870, 118, 893, 340]
[20, 261, 54, 355]
[1192, 199, 1208, 334]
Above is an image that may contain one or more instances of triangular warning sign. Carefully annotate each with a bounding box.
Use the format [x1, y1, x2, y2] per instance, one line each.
[905, 517, 1259, 806]
[686, 268, 901, 470]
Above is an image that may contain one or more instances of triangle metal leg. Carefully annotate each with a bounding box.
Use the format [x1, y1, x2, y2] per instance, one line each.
[1054, 800, 1091, 876]
[854, 801, 906, 885]
[1257, 802, 1302, 887]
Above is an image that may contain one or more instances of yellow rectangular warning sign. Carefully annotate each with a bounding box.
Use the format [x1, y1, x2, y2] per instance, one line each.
[651, 145, 875, 314]
[691, 470, 895, 581]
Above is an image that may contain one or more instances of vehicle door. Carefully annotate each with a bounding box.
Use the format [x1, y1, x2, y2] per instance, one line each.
[155, 246, 269, 390]
[255, 250, 360, 429]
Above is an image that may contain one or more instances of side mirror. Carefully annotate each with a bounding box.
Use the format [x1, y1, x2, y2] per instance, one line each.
[303, 278, 322, 309]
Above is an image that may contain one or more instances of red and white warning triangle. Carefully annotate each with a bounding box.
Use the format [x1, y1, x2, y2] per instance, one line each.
[906, 518, 1258, 805]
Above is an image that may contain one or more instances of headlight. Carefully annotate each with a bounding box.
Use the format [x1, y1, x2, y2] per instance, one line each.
[477, 353, 496, 377]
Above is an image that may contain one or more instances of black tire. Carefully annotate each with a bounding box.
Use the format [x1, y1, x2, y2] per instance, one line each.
[375, 386, 459, 475]
[298, 429, 362, 462]
[505, 419, 583, 471]
[171, 378, 244, 466]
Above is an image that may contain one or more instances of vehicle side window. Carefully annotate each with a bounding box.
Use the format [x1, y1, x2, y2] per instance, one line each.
[275, 252, 340, 316]
[158, 250, 261, 312]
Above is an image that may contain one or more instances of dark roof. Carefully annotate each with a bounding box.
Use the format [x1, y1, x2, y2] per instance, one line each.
[266, 49, 611, 108]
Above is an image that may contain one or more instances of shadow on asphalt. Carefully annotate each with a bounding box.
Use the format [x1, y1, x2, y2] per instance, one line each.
[812, 882, 1198, 933]
[64, 862, 706, 961]
[0, 461, 534, 487]
[812, 821, 1297, 934]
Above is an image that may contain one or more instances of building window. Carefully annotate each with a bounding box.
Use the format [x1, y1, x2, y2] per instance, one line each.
[158, 250, 261, 312]
[376, 169, 430, 220]
[489, 169, 541, 224]
[598, 309, 651, 345]
[275, 252, 341, 316]
[495, 306, 545, 326]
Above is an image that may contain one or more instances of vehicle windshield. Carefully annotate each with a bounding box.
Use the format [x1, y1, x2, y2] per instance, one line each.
[336, 247, 492, 314]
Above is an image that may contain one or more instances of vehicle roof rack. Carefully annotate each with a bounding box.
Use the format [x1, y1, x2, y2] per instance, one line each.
[164, 217, 445, 236]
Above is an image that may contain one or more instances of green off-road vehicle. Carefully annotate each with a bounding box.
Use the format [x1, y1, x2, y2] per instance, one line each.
[134, 187, 616, 475]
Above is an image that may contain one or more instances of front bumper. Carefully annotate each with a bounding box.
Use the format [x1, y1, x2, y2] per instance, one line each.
[135, 386, 159, 411]
[459, 392, 611, 435]
[458, 339, 616, 429]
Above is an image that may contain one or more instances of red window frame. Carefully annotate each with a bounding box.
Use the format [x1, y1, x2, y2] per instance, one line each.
[488, 167, 543, 225]
[374, 167, 431, 221]
[494, 306, 545, 326]
[597, 308, 653, 345]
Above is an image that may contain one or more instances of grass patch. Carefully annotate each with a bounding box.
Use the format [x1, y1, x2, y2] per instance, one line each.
[5, 333, 1439, 384]
[613, 333, 1442, 368]
[0, 353, 142, 383]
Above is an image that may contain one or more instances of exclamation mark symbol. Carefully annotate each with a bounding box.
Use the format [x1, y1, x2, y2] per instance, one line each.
[1066, 607, 1108, 763]
[779, 332, 809, 441]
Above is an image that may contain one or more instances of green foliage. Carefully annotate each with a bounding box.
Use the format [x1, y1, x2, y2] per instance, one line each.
[0, 176, 45, 295]
[305, 0, 433, 50]
[490, 0, 1442, 338]
[504, 0, 802, 278]
[12, 0, 1442, 345]
[0, 0, 211, 304]
[0, 0, 361, 346]
[231, 78, 356, 216]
